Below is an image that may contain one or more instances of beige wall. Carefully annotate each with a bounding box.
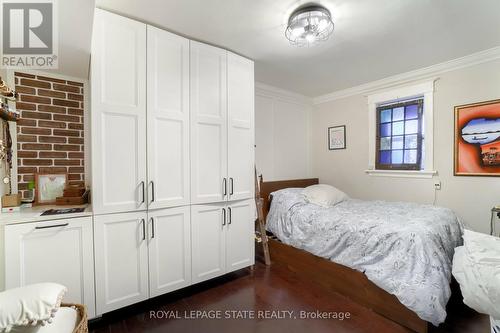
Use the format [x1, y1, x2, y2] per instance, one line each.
[312, 59, 500, 233]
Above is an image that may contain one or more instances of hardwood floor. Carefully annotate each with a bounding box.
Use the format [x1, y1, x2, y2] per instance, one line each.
[89, 263, 489, 333]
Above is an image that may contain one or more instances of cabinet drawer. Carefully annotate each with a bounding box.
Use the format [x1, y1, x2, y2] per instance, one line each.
[4, 217, 96, 317]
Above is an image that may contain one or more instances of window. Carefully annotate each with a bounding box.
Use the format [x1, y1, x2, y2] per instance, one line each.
[366, 81, 436, 178]
[376, 99, 424, 170]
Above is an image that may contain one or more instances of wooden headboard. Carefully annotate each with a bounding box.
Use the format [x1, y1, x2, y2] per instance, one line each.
[258, 176, 319, 221]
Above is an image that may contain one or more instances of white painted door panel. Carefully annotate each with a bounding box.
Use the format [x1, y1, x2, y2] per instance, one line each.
[191, 203, 226, 283]
[226, 200, 255, 273]
[227, 53, 255, 201]
[94, 212, 149, 315]
[4, 217, 96, 317]
[148, 206, 191, 297]
[147, 26, 190, 209]
[91, 9, 147, 214]
[190, 41, 228, 204]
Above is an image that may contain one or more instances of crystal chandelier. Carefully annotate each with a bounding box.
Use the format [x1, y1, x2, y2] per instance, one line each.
[285, 4, 334, 47]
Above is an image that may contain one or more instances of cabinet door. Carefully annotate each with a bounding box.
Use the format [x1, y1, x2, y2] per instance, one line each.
[226, 200, 255, 273]
[94, 212, 149, 315]
[91, 9, 147, 214]
[190, 41, 228, 204]
[191, 203, 226, 283]
[147, 26, 190, 209]
[227, 52, 255, 201]
[148, 206, 191, 297]
[4, 217, 96, 317]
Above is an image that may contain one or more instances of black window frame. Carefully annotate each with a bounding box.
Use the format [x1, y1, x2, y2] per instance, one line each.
[375, 99, 424, 171]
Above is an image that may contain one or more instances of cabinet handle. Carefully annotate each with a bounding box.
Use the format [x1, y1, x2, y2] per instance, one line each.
[150, 217, 155, 239]
[229, 178, 234, 195]
[35, 223, 68, 230]
[228, 207, 232, 225]
[222, 208, 226, 226]
[140, 181, 145, 204]
[141, 219, 146, 240]
[150, 181, 155, 203]
[223, 178, 227, 196]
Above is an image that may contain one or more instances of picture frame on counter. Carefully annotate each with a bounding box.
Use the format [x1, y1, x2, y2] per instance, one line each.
[35, 173, 67, 205]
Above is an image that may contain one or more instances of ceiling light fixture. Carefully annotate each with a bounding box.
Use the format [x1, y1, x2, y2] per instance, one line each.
[285, 4, 334, 47]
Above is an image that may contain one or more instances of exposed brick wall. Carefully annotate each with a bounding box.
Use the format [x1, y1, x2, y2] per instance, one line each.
[15, 72, 85, 199]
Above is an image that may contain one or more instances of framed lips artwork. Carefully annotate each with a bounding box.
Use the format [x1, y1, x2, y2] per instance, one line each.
[454, 99, 500, 176]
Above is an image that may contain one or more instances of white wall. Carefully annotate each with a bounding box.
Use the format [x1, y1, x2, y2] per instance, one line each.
[255, 83, 312, 181]
[311, 59, 500, 233]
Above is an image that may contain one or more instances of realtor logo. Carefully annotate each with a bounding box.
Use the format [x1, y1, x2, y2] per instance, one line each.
[1, 0, 58, 69]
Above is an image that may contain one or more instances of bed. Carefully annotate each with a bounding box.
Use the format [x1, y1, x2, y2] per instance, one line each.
[258, 177, 463, 333]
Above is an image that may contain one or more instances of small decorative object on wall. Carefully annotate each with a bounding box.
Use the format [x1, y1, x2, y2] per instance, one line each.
[454, 99, 500, 176]
[35, 173, 67, 205]
[328, 125, 346, 150]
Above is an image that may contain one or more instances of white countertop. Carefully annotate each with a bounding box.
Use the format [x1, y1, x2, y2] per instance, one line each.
[0, 205, 92, 226]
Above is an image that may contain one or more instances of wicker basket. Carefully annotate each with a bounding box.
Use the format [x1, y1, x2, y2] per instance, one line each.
[61, 303, 88, 333]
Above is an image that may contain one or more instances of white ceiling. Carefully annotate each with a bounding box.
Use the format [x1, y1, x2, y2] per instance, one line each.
[52, 0, 95, 79]
[61, 0, 500, 97]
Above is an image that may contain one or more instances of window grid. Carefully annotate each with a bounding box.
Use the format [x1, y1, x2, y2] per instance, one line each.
[375, 99, 424, 170]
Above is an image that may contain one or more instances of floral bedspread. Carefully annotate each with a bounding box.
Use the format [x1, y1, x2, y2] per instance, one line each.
[266, 188, 463, 326]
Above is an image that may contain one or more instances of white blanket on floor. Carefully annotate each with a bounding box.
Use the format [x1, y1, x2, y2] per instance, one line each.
[452, 229, 500, 320]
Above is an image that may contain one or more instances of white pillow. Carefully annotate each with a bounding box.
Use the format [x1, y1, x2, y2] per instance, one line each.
[302, 184, 348, 207]
[0, 283, 67, 333]
[10, 307, 79, 333]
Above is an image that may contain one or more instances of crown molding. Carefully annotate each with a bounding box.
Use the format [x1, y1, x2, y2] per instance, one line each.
[313, 46, 500, 105]
[255, 82, 313, 106]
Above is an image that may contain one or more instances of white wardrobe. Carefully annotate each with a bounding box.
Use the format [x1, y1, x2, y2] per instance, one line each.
[91, 9, 254, 315]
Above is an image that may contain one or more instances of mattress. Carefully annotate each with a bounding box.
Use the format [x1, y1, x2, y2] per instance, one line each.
[266, 188, 463, 326]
